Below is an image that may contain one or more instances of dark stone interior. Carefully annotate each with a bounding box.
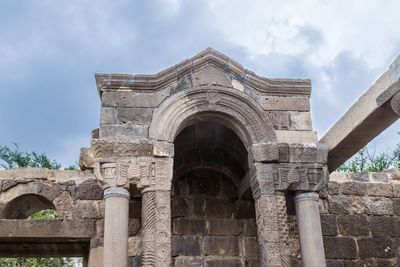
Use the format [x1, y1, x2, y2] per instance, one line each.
[171, 122, 260, 266]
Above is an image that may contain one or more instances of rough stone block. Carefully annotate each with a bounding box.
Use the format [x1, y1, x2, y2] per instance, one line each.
[348, 172, 369, 182]
[328, 195, 350, 214]
[328, 181, 339, 195]
[393, 198, 400, 216]
[326, 259, 344, 267]
[202, 236, 239, 256]
[371, 172, 390, 182]
[204, 259, 241, 267]
[173, 257, 203, 267]
[116, 107, 153, 124]
[53, 191, 74, 219]
[321, 214, 338, 236]
[191, 65, 231, 88]
[1, 179, 17, 192]
[79, 147, 95, 170]
[392, 184, 400, 197]
[289, 111, 313, 130]
[172, 218, 206, 235]
[172, 236, 201, 256]
[188, 177, 221, 195]
[100, 107, 118, 124]
[267, 111, 290, 130]
[351, 197, 393, 215]
[366, 183, 393, 197]
[193, 197, 232, 218]
[171, 197, 190, 218]
[243, 219, 257, 236]
[275, 130, 318, 143]
[128, 256, 141, 267]
[375, 258, 398, 267]
[233, 199, 256, 219]
[207, 219, 242, 236]
[242, 237, 259, 258]
[99, 124, 149, 139]
[262, 97, 310, 111]
[76, 180, 103, 200]
[128, 218, 140, 236]
[338, 215, 369, 236]
[370, 216, 400, 237]
[339, 182, 366, 196]
[323, 236, 357, 259]
[101, 89, 170, 108]
[128, 236, 141, 257]
[74, 200, 104, 219]
[13, 168, 49, 179]
[358, 237, 395, 258]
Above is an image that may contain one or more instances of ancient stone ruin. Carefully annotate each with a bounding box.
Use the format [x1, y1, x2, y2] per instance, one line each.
[0, 48, 400, 266]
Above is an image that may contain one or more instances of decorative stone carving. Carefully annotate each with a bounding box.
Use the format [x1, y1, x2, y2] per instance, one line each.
[249, 163, 328, 194]
[149, 86, 277, 147]
[275, 192, 291, 266]
[273, 163, 328, 191]
[142, 190, 171, 267]
[254, 194, 282, 266]
[94, 158, 173, 191]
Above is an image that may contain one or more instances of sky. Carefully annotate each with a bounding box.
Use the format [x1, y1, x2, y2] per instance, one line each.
[1, 0, 400, 167]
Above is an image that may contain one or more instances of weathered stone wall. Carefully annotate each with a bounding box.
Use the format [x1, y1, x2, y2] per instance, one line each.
[289, 170, 400, 266]
[0, 168, 142, 263]
[171, 172, 260, 267]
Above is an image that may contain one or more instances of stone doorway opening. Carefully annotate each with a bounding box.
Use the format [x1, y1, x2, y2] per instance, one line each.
[171, 121, 261, 266]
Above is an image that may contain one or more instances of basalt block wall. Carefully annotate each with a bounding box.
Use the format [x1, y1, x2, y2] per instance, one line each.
[2, 169, 400, 266]
[289, 170, 400, 267]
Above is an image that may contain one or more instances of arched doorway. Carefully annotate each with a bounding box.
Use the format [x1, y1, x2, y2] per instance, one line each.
[171, 121, 260, 266]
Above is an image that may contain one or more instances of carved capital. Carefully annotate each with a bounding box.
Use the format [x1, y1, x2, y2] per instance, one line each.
[249, 163, 329, 196]
[94, 157, 173, 191]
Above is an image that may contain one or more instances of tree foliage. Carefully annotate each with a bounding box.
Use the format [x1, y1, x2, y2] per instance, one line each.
[337, 142, 400, 172]
[0, 143, 61, 170]
[0, 144, 81, 266]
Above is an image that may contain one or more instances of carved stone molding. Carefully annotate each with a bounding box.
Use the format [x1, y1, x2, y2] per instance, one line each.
[255, 194, 283, 267]
[149, 86, 277, 147]
[142, 190, 171, 267]
[249, 163, 328, 196]
[90, 139, 174, 159]
[94, 157, 173, 191]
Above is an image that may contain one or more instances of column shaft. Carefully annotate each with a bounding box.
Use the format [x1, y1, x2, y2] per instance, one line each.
[295, 192, 326, 267]
[103, 188, 130, 267]
[142, 190, 171, 267]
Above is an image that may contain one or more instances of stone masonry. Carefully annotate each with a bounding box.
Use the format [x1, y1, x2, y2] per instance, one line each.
[0, 48, 399, 266]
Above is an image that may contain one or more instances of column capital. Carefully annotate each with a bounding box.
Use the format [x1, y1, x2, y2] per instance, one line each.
[104, 187, 130, 199]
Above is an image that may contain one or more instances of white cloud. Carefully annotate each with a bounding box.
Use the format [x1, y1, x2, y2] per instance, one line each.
[207, 0, 400, 68]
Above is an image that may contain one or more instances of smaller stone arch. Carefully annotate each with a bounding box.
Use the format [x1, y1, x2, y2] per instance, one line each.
[0, 182, 62, 219]
[149, 86, 277, 149]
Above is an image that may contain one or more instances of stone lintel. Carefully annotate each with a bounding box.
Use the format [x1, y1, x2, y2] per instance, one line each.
[0, 242, 90, 257]
[91, 138, 174, 158]
[320, 55, 400, 172]
[0, 219, 95, 240]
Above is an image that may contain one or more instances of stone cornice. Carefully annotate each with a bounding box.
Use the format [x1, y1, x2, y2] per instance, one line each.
[95, 48, 311, 97]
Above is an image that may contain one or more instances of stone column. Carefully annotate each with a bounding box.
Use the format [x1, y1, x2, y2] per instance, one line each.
[294, 192, 326, 267]
[103, 187, 130, 267]
[142, 189, 171, 267]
